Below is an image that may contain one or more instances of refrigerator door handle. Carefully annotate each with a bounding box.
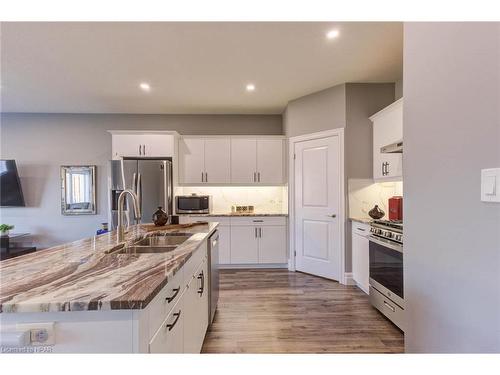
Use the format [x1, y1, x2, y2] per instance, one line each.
[136, 173, 142, 223]
[165, 161, 172, 218]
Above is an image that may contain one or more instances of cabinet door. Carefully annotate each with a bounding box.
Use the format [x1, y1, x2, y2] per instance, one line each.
[258, 225, 287, 264]
[231, 138, 257, 183]
[372, 101, 403, 180]
[183, 261, 208, 353]
[112, 134, 142, 158]
[149, 297, 184, 353]
[218, 225, 231, 265]
[257, 139, 284, 184]
[179, 138, 205, 184]
[230, 225, 258, 263]
[352, 233, 369, 294]
[204, 138, 231, 183]
[143, 134, 174, 157]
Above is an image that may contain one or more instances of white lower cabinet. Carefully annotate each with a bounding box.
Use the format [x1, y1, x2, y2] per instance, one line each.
[351, 222, 370, 294]
[258, 225, 287, 264]
[230, 225, 259, 263]
[149, 296, 184, 353]
[183, 258, 209, 353]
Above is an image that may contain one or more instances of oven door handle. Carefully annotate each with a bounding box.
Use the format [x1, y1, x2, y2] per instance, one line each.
[369, 235, 403, 253]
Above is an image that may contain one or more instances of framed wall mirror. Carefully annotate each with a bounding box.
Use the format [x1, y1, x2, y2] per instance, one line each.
[61, 165, 96, 215]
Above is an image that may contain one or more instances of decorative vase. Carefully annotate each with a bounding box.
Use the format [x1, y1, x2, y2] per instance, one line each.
[368, 205, 385, 219]
[152, 206, 168, 226]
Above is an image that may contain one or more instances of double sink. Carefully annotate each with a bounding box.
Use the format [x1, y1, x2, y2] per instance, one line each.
[108, 233, 193, 255]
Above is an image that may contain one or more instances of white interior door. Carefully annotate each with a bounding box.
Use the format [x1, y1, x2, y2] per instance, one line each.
[204, 138, 231, 183]
[294, 135, 342, 280]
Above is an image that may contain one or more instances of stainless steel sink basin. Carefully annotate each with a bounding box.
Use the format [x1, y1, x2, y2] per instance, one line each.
[115, 245, 178, 254]
[134, 233, 192, 247]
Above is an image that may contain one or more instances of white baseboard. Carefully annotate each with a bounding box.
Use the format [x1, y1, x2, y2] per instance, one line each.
[219, 264, 288, 270]
[343, 272, 356, 286]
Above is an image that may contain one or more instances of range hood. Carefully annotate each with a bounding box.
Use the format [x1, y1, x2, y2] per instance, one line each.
[380, 140, 403, 154]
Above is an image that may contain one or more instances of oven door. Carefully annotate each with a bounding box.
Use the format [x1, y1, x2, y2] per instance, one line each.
[369, 235, 404, 308]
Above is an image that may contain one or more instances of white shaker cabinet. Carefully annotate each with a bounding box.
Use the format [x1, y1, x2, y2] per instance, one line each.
[370, 98, 403, 181]
[230, 225, 259, 263]
[179, 137, 231, 184]
[109, 131, 178, 159]
[148, 297, 184, 353]
[351, 222, 370, 294]
[183, 258, 209, 353]
[231, 137, 285, 184]
[258, 225, 287, 264]
[257, 138, 284, 184]
[230, 138, 258, 183]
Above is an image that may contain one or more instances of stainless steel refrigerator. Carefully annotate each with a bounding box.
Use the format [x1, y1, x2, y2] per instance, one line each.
[109, 158, 173, 229]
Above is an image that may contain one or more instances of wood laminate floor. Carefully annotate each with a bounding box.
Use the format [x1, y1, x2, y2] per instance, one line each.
[202, 269, 404, 353]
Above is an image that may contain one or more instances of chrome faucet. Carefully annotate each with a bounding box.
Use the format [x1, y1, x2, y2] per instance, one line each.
[117, 189, 141, 243]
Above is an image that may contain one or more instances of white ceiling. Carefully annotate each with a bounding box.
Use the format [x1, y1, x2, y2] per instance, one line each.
[0, 22, 403, 114]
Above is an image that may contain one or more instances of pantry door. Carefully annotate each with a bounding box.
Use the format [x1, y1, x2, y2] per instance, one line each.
[293, 131, 343, 281]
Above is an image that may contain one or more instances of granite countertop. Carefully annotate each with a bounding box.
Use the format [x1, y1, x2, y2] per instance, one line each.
[184, 213, 288, 217]
[0, 222, 218, 314]
[349, 217, 373, 224]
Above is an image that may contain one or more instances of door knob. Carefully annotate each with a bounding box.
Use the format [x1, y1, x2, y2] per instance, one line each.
[328, 214, 336, 218]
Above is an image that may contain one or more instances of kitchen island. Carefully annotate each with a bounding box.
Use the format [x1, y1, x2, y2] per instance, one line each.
[0, 222, 218, 353]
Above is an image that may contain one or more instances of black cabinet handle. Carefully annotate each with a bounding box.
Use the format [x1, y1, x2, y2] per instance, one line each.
[166, 310, 181, 331]
[382, 162, 385, 176]
[165, 287, 180, 303]
[197, 270, 205, 296]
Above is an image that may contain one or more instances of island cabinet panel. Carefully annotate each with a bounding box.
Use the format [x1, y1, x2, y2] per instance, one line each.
[183, 258, 209, 353]
[149, 296, 184, 353]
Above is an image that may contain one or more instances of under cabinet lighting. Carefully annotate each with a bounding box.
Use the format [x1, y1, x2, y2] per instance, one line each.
[139, 82, 151, 92]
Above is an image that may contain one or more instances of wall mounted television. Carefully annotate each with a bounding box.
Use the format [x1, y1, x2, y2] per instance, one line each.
[0, 160, 26, 207]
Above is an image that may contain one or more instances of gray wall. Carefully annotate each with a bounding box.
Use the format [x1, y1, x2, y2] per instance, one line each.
[283, 82, 395, 272]
[0, 114, 282, 248]
[283, 84, 346, 137]
[404, 23, 500, 352]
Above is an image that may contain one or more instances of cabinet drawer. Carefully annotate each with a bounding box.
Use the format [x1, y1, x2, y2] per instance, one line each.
[369, 286, 405, 331]
[230, 216, 287, 226]
[182, 241, 207, 286]
[352, 222, 370, 237]
[148, 267, 184, 339]
[149, 296, 184, 353]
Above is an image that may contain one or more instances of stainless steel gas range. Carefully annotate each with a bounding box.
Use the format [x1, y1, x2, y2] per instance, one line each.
[369, 220, 405, 331]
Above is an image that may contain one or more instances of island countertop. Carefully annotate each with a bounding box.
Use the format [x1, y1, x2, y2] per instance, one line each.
[0, 222, 218, 314]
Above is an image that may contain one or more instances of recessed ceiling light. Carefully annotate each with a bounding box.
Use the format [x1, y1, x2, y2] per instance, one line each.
[326, 29, 340, 40]
[139, 82, 151, 92]
[246, 83, 256, 92]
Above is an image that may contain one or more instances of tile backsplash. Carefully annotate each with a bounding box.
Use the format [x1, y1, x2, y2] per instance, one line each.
[177, 186, 287, 214]
[348, 179, 403, 220]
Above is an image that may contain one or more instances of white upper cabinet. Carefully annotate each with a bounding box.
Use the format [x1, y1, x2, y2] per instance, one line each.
[230, 138, 258, 183]
[204, 138, 231, 183]
[230, 137, 285, 184]
[256, 139, 284, 184]
[370, 98, 403, 181]
[179, 137, 231, 184]
[109, 131, 177, 159]
[179, 138, 205, 183]
[179, 136, 285, 185]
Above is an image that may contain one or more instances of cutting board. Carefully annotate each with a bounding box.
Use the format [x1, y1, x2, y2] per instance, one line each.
[141, 221, 209, 232]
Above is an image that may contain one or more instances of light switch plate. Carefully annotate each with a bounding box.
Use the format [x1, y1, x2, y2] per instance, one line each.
[481, 168, 500, 202]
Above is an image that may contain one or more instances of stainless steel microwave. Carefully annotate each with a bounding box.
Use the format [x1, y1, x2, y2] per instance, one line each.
[175, 195, 211, 214]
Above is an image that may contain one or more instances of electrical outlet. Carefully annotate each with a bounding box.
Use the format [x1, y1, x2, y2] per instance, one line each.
[16, 322, 55, 346]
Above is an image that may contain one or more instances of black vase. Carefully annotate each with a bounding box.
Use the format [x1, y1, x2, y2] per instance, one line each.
[152, 206, 168, 226]
[368, 205, 385, 219]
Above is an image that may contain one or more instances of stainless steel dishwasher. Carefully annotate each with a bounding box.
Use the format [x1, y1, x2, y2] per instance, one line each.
[208, 230, 219, 324]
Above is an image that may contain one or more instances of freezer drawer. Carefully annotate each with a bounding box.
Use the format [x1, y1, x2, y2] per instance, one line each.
[369, 285, 405, 331]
